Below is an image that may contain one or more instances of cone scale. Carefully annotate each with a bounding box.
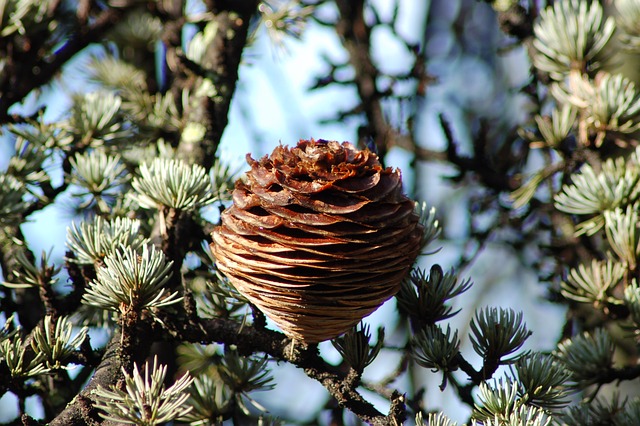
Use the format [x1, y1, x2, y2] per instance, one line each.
[211, 139, 423, 342]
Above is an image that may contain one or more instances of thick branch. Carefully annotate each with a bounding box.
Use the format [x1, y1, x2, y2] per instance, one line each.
[171, 316, 406, 425]
[50, 308, 155, 426]
[50, 314, 405, 424]
[167, 0, 259, 170]
[49, 333, 123, 426]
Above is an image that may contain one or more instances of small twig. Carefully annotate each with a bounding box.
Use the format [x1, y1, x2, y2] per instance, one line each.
[20, 415, 44, 426]
[362, 345, 411, 396]
[595, 364, 640, 386]
[61, 252, 94, 317]
[447, 373, 476, 408]
[454, 352, 483, 384]
[0, 226, 42, 332]
[334, 0, 390, 159]
[249, 302, 267, 330]
[439, 115, 515, 192]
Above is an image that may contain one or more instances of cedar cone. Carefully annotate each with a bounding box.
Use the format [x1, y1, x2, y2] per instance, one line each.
[211, 139, 423, 342]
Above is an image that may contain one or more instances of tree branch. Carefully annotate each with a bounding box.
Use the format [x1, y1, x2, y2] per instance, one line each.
[334, 0, 390, 158]
[171, 316, 406, 425]
[50, 312, 406, 424]
[0, 4, 137, 124]
[49, 333, 122, 426]
[0, 226, 42, 333]
[166, 0, 260, 170]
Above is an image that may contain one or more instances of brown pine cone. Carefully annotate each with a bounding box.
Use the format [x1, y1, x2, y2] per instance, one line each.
[211, 139, 423, 342]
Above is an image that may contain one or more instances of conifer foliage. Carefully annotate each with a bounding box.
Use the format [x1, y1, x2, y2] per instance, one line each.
[0, 0, 639, 425]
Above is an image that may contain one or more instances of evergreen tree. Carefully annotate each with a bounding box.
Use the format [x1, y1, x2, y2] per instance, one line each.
[0, 0, 639, 425]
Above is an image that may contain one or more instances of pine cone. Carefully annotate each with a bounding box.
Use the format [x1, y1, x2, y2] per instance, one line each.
[211, 139, 423, 342]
